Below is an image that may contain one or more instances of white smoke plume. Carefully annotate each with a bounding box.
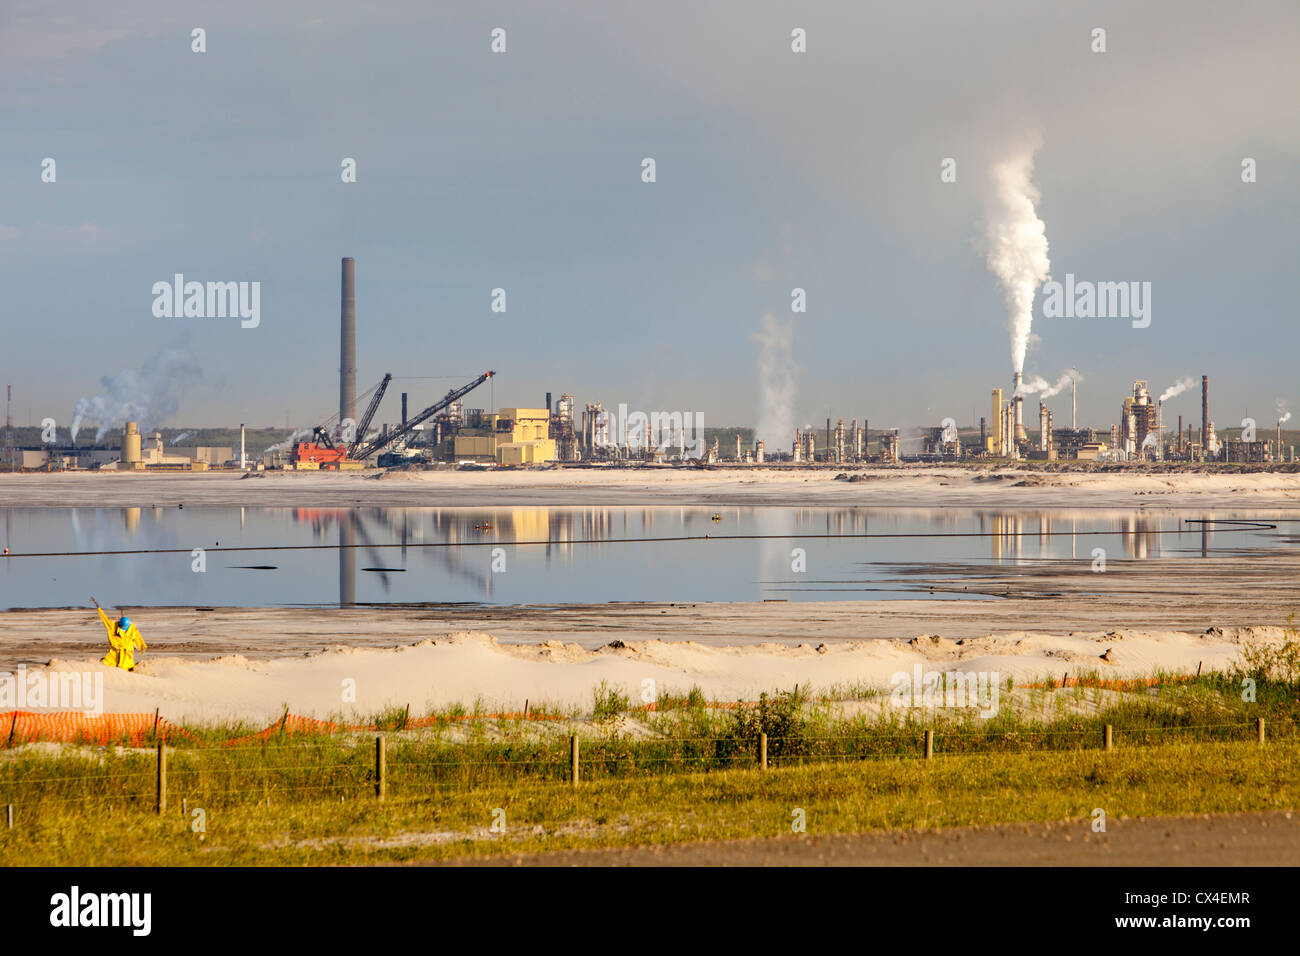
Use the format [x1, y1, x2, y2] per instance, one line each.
[169, 431, 191, 446]
[263, 428, 314, 456]
[70, 347, 202, 443]
[753, 313, 797, 448]
[1159, 376, 1197, 402]
[1277, 399, 1292, 425]
[983, 139, 1052, 376]
[1015, 370, 1078, 400]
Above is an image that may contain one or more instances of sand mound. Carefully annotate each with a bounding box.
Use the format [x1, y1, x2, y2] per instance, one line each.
[2, 627, 1248, 725]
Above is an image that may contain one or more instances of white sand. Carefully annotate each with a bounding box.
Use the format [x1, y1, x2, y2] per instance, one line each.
[29, 625, 1266, 725]
[2, 466, 1300, 509]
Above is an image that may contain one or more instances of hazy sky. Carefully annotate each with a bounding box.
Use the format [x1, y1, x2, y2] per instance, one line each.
[2, 1, 1297, 443]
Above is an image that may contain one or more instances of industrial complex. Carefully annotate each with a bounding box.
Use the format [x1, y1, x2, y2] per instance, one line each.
[2, 257, 1294, 472]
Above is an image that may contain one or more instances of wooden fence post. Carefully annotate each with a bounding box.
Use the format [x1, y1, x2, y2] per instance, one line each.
[155, 737, 166, 815]
[759, 732, 768, 770]
[570, 734, 580, 787]
[375, 735, 386, 800]
[1257, 717, 1265, 746]
[1104, 724, 1113, 752]
[924, 729, 934, 760]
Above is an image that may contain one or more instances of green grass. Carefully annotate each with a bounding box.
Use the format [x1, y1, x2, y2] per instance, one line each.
[0, 671, 1296, 864]
[0, 740, 1294, 865]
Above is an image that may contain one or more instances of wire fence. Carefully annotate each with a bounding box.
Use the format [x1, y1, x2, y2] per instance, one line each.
[0, 715, 1291, 821]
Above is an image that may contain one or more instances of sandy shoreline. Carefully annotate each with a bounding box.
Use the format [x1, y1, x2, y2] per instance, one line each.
[15, 624, 1266, 725]
[0, 599, 1281, 724]
[4, 466, 1300, 509]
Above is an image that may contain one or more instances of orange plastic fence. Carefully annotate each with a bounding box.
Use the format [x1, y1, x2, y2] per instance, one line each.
[0, 710, 198, 747]
[1021, 675, 1200, 692]
[0, 674, 1201, 747]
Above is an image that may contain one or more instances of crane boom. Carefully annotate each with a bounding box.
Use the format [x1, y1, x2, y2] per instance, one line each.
[348, 373, 392, 456]
[351, 370, 494, 461]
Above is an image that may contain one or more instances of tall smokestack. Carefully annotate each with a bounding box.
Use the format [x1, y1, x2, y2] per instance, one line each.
[340, 257, 357, 430]
[401, 392, 408, 427]
[1201, 375, 1209, 454]
[1157, 400, 1163, 461]
[1012, 371, 1026, 443]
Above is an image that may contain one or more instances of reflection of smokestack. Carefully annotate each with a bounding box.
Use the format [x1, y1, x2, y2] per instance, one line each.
[340, 513, 356, 607]
[340, 258, 356, 429]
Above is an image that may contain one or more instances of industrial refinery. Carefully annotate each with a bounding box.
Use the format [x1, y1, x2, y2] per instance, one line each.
[3, 257, 1295, 472]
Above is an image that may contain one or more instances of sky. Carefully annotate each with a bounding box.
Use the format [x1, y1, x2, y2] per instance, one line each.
[2, 0, 1297, 445]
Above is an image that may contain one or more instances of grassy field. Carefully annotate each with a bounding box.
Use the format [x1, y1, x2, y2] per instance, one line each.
[0, 740, 1294, 865]
[0, 667, 1296, 865]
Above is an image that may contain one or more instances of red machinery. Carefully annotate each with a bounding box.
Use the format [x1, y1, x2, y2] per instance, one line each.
[290, 371, 494, 468]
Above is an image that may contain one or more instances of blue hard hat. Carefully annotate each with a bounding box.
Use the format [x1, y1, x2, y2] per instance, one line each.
[118, 617, 131, 630]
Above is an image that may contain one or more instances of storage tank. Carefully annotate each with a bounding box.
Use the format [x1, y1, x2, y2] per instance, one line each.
[122, 422, 142, 466]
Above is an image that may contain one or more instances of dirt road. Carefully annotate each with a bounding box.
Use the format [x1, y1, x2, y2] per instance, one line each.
[443, 810, 1299, 866]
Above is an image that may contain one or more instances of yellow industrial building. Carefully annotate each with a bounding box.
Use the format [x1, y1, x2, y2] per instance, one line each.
[114, 422, 231, 470]
[453, 408, 556, 465]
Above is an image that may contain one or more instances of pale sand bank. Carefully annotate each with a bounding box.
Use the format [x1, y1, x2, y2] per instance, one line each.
[13, 623, 1273, 725]
[4, 466, 1300, 509]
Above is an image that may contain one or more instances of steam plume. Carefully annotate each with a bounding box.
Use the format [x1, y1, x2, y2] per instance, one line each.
[1015, 370, 1077, 400]
[1159, 376, 1197, 402]
[753, 313, 797, 447]
[263, 428, 314, 455]
[169, 431, 191, 445]
[1277, 399, 1292, 425]
[69, 347, 202, 443]
[983, 140, 1051, 375]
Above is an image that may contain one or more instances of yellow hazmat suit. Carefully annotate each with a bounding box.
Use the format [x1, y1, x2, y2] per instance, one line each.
[98, 608, 146, 671]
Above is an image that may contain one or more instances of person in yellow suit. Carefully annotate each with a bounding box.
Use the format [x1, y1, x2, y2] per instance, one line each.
[92, 597, 146, 671]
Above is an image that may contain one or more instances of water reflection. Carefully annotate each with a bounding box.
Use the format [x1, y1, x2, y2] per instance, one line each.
[0, 506, 1285, 610]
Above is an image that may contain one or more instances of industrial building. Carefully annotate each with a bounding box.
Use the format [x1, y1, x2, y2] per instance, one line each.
[453, 408, 556, 465]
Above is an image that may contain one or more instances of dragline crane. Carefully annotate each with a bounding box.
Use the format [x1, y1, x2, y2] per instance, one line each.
[291, 370, 494, 467]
